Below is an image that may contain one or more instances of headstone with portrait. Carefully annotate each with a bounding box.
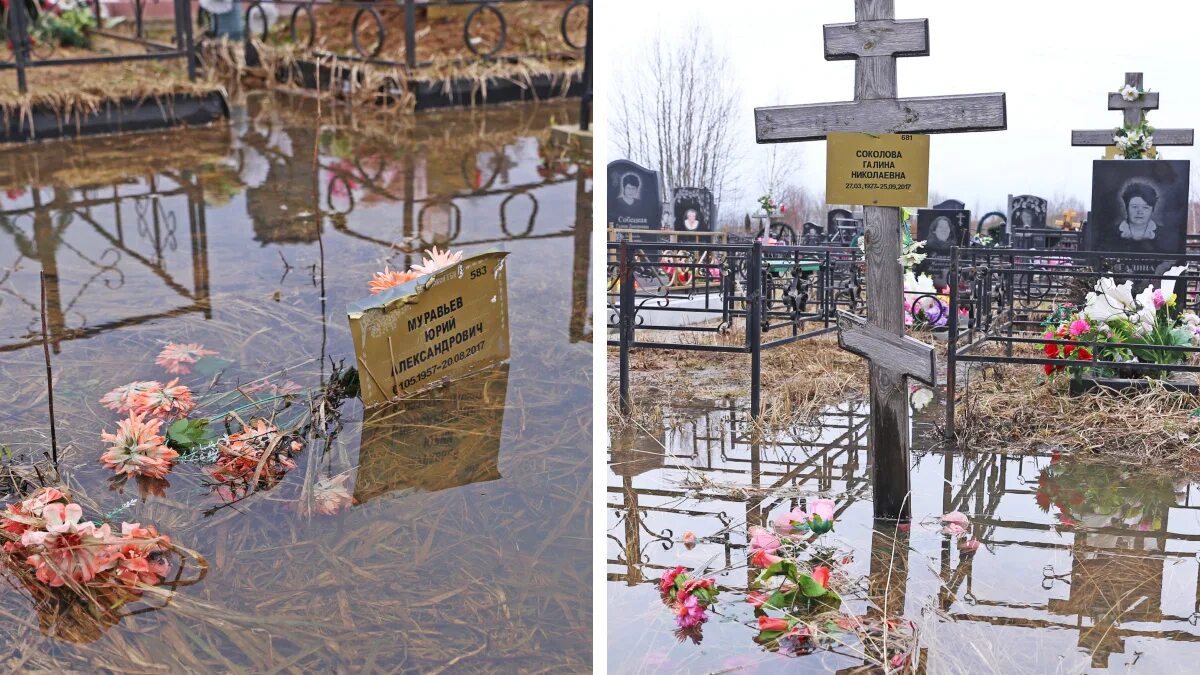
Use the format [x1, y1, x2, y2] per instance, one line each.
[914, 207, 970, 287]
[1008, 194, 1050, 248]
[672, 187, 715, 234]
[1085, 159, 1189, 283]
[827, 208, 863, 245]
[607, 159, 662, 241]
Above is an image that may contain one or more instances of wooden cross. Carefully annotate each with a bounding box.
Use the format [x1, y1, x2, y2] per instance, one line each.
[1071, 72, 1194, 147]
[754, 0, 1006, 521]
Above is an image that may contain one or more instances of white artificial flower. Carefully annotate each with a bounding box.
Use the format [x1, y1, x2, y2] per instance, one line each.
[1083, 276, 1136, 323]
[1115, 135, 1131, 150]
[1133, 285, 1158, 335]
[1120, 84, 1140, 101]
[1161, 266, 1187, 302]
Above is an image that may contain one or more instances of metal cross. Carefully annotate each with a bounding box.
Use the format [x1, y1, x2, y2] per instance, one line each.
[754, 0, 1006, 521]
[1071, 72, 1194, 147]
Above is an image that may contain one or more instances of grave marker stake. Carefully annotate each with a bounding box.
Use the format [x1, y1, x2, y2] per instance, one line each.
[754, 0, 1005, 520]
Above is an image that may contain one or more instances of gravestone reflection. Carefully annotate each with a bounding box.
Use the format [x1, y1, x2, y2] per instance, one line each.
[354, 365, 509, 503]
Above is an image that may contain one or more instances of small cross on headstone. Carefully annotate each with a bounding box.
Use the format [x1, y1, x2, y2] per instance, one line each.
[1071, 72, 1195, 148]
[755, 0, 1006, 520]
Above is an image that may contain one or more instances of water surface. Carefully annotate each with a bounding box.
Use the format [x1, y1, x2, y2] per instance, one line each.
[0, 92, 592, 671]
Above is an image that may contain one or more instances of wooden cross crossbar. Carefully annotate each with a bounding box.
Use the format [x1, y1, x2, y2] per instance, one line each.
[1071, 72, 1194, 147]
[752, 0, 1006, 521]
[837, 311, 935, 386]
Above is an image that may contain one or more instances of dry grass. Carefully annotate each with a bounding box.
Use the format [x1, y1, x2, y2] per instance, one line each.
[950, 360, 1200, 469]
[607, 331, 867, 436]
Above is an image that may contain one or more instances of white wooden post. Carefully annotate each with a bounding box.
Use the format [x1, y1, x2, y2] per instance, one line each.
[754, 0, 1006, 520]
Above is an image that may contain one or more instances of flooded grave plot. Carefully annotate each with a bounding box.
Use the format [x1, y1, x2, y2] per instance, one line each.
[608, 399, 1200, 673]
[0, 92, 591, 670]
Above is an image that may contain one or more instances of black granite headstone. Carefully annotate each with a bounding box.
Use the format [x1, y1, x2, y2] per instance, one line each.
[672, 187, 715, 233]
[608, 160, 662, 239]
[1086, 159, 1189, 280]
[915, 208, 971, 287]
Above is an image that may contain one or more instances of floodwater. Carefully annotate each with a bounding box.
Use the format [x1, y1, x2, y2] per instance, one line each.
[0, 92, 591, 671]
[608, 397, 1200, 673]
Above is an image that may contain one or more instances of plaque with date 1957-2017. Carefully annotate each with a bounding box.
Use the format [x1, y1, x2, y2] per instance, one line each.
[347, 249, 510, 406]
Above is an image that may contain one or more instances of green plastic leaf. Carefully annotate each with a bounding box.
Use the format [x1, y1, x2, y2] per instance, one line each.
[754, 559, 799, 586]
[166, 418, 211, 450]
[796, 573, 828, 599]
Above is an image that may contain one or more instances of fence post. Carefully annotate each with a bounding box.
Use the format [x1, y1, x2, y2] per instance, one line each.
[619, 241, 634, 414]
[10, 0, 30, 94]
[579, 0, 592, 131]
[1005, 251, 1015, 357]
[405, 0, 417, 69]
[748, 240, 763, 420]
[945, 246, 960, 442]
[181, 0, 198, 80]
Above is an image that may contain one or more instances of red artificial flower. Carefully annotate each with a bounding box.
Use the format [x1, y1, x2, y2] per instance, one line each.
[1035, 491, 1051, 511]
[750, 548, 784, 568]
[758, 616, 790, 632]
[1063, 344, 1075, 357]
[811, 565, 830, 589]
[682, 578, 715, 596]
[1077, 347, 1092, 361]
[746, 591, 771, 608]
[1043, 364, 1054, 375]
[1044, 342, 1059, 357]
[659, 566, 687, 595]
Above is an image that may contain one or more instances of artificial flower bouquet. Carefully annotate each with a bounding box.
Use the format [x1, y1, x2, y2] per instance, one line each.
[1042, 267, 1200, 378]
[659, 565, 719, 630]
[903, 272, 955, 328]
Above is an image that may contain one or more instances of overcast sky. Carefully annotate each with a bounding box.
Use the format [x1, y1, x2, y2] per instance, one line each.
[599, 1, 1200, 218]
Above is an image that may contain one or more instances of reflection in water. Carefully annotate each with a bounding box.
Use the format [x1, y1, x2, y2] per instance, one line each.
[0, 92, 591, 670]
[608, 402, 1200, 673]
[355, 365, 509, 502]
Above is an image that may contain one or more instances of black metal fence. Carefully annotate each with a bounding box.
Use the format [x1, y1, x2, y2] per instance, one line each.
[944, 246, 1200, 436]
[2, 0, 198, 94]
[608, 239, 865, 417]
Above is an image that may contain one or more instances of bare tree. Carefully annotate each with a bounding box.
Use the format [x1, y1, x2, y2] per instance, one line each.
[610, 24, 740, 211]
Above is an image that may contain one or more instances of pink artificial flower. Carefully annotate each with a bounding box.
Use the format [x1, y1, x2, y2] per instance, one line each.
[155, 342, 217, 375]
[1153, 288, 1166, 309]
[411, 247, 464, 276]
[673, 593, 707, 628]
[109, 522, 172, 590]
[748, 526, 781, 554]
[772, 507, 806, 534]
[682, 531, 697, 547]
[757, 615, 790, 632]
[941, 511, 969, 527]
[941, 522, 967, 537]
[809, 499, 836, 523]
[1068, 318, 1090, 337]
[131, 379, 195, 418]
[811, 565, 830, 589]
[100, 413, 179, 480]
[210, 419, 296, 486]
[21, 503, 116, 587]
[369, 267, 420, 295]
[958, 537, 980, 554]
[313, 475, 355, 515]
[100, 381, 160, 413]
[1, 487, 67, 540]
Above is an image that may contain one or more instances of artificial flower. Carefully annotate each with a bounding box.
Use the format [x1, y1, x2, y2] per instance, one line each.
[746, 591, 771, 608]
[109, 522, 172, 590]
[958, 537, 980, 554]
[155, 342, 217, 375]
[21, 503, 115, 587]
[411, 247, 464, 276]
[749, 526, 781, 554]
[313, 474, 355, 515]
[1068, 318, 1090, 337]
[811, 565, 830, 589]
[682, 531, 697, 547]
[368, 267, 420, 295]
[100, 413, 179, 480]
[751, 548, 784, 567]
[757, 616, 790, 633]
[660, 565, 687, 595]
[99, 381, 159, 413]
[673, 594, 707, 628]
[131, 379, 195, 418]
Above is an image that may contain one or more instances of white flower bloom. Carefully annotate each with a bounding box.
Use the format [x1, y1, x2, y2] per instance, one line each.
[1133, 286, 1158, 335]
[1115, 135, 1131, 150]
[1119, 84, 1140, 101]
[1161, 266, 1186, 301]
[1083, 276, 1137, 324]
